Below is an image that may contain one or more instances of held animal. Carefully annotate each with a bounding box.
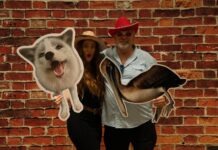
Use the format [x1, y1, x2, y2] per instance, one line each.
[17, 28, 84, 121]
[100, 57, 186, 122]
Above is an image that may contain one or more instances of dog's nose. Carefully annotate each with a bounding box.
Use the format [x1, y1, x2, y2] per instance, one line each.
[45, 52, 54, 60]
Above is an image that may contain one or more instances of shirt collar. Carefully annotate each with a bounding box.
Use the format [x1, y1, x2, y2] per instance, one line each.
[113, 46, 138, 67]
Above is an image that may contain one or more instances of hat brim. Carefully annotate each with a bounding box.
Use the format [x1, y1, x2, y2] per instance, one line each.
[75, 35, 106, 51]
[108, 22, 139, 37]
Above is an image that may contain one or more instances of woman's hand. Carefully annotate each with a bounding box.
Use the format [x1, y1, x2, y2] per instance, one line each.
[54, 95, 63, 105]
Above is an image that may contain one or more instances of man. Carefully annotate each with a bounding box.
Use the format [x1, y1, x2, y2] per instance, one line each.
[101, 16, 158, 150]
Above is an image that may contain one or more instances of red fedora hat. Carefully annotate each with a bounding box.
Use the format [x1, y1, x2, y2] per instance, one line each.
[108, 16, 139, 36]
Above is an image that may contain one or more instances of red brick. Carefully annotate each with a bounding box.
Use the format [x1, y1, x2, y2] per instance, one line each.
[154, 28, 181, 35]
[137, 19, 158, 26]
[3, 20, 29, 27]
[0, 128, 29, 136]
[175, 35, 203, 43]
[11, 100, 25, 109]
[47, 127, 67, 135]
[157, 135, 183, 144]
[203, 0, 216, 5]
[160, 36, 173, 44]
[12, 10, 25, 18]
[206, 35, 218, 43]
[158, 117, 183, 125]
[197, 80, 218, 88]
[196, 7, 218, 16]
[90, 20, 113, 28]
[206, 126, 218, 134]
[204, 71, 216, 78]
[174, 17, 202, 26]
[12, 82, 25, 90]
[199, 117, 218, 125]
[176, 145, 204, 150]
[5, 1, 31, 9]
[0, 119, 9, 126]
[11, 29, 25, 37]
[176, 107, 204, 116]
[204, 89, 218, 97]
[204, 17, 216, 24]
[198, 98, 218, 107]
[0, 137, 6, 145]
[0, 29, 10, 36]
[184, 99, 197, 106]
[0, 82, 10, 90]
[197, 61, 218, 69]
[0, 10, 9, 17]
[161, 126, 175, 134]
[53, 136, 68, 145]
[177, 126, 204, 134]
[176, 53, 201, 60]
[51, 10, 65, 18]
[153, 9, 180, 17]
[183, 27, 195, 34]
[9, 119, 24, 126]
[181, 61, 195, 69]
[25, 10, 51, 18]
[184, 135, 198, 144]
[0, 101, 10, 109]
[25, 99, 53, 108]
[199, 136, 218, 144]
[48, 2, 76, 9]
[8, 137, 22, 145]
[184, 117, 198, 124]
[5, 73, 32, 80]
[207, 108, 218, 115]
[132, 0, 160, 8]
[2, 91, 29, 99]
[25, 29, 53, 36]
[154, 45, 181, 51]
[136, 37, 159, 45]
[94, 10, 107, 18]
[47, 20, 75, 27]
[139, 9, 152, 18]
[25, 119, 52, 126]
[109, 10, 137, 18]
[175, 0, 202, 7]
[161, 0, 174, 8]
[181, 9, 195, 16]
[159, 18, 173, 26]
[12, 63, 26, 71]
[181, 44, 196, 51]
[23, 137, 52, 145]
[33, 1, 46, 8]
[90, 1, 115, 9]
[197, 26, 218, 34]
[31, 127, 45, 135]
[196, 44, 218, 51]
[202, 53, 217, 61]
[67, 10, 94, 18]
[0, 63, 11, 71]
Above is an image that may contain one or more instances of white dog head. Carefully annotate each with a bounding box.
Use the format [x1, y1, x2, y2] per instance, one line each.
[17, 28, 84, 93]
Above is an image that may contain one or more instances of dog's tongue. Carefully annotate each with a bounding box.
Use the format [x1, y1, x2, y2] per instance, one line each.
[54, 62, 64, 77]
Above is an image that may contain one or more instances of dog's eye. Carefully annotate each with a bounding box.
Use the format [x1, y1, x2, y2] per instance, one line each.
[56, 44, 63, 50]
[38, 53, 44, 58]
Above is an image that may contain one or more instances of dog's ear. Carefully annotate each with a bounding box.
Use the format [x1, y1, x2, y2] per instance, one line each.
[17, 47, 35, 64]
[61, 28, 74, 47]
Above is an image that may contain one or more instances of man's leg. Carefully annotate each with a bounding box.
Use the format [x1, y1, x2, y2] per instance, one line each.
[131, 121, 157, 150]
[104, 125, 130, 150]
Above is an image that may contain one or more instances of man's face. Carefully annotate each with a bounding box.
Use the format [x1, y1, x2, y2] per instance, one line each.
[114, 30, 135, 50]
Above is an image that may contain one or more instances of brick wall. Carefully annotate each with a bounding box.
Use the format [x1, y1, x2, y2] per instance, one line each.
[0, 0, 217, 150]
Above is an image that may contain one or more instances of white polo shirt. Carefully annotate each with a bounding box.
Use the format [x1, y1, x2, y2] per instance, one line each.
[101, 47, 157, 128]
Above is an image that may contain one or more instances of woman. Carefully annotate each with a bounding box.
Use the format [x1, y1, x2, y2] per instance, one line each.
[55, 31, 106, 150]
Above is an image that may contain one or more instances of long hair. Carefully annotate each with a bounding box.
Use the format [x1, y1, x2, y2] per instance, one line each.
[76, 40, 105, 101]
